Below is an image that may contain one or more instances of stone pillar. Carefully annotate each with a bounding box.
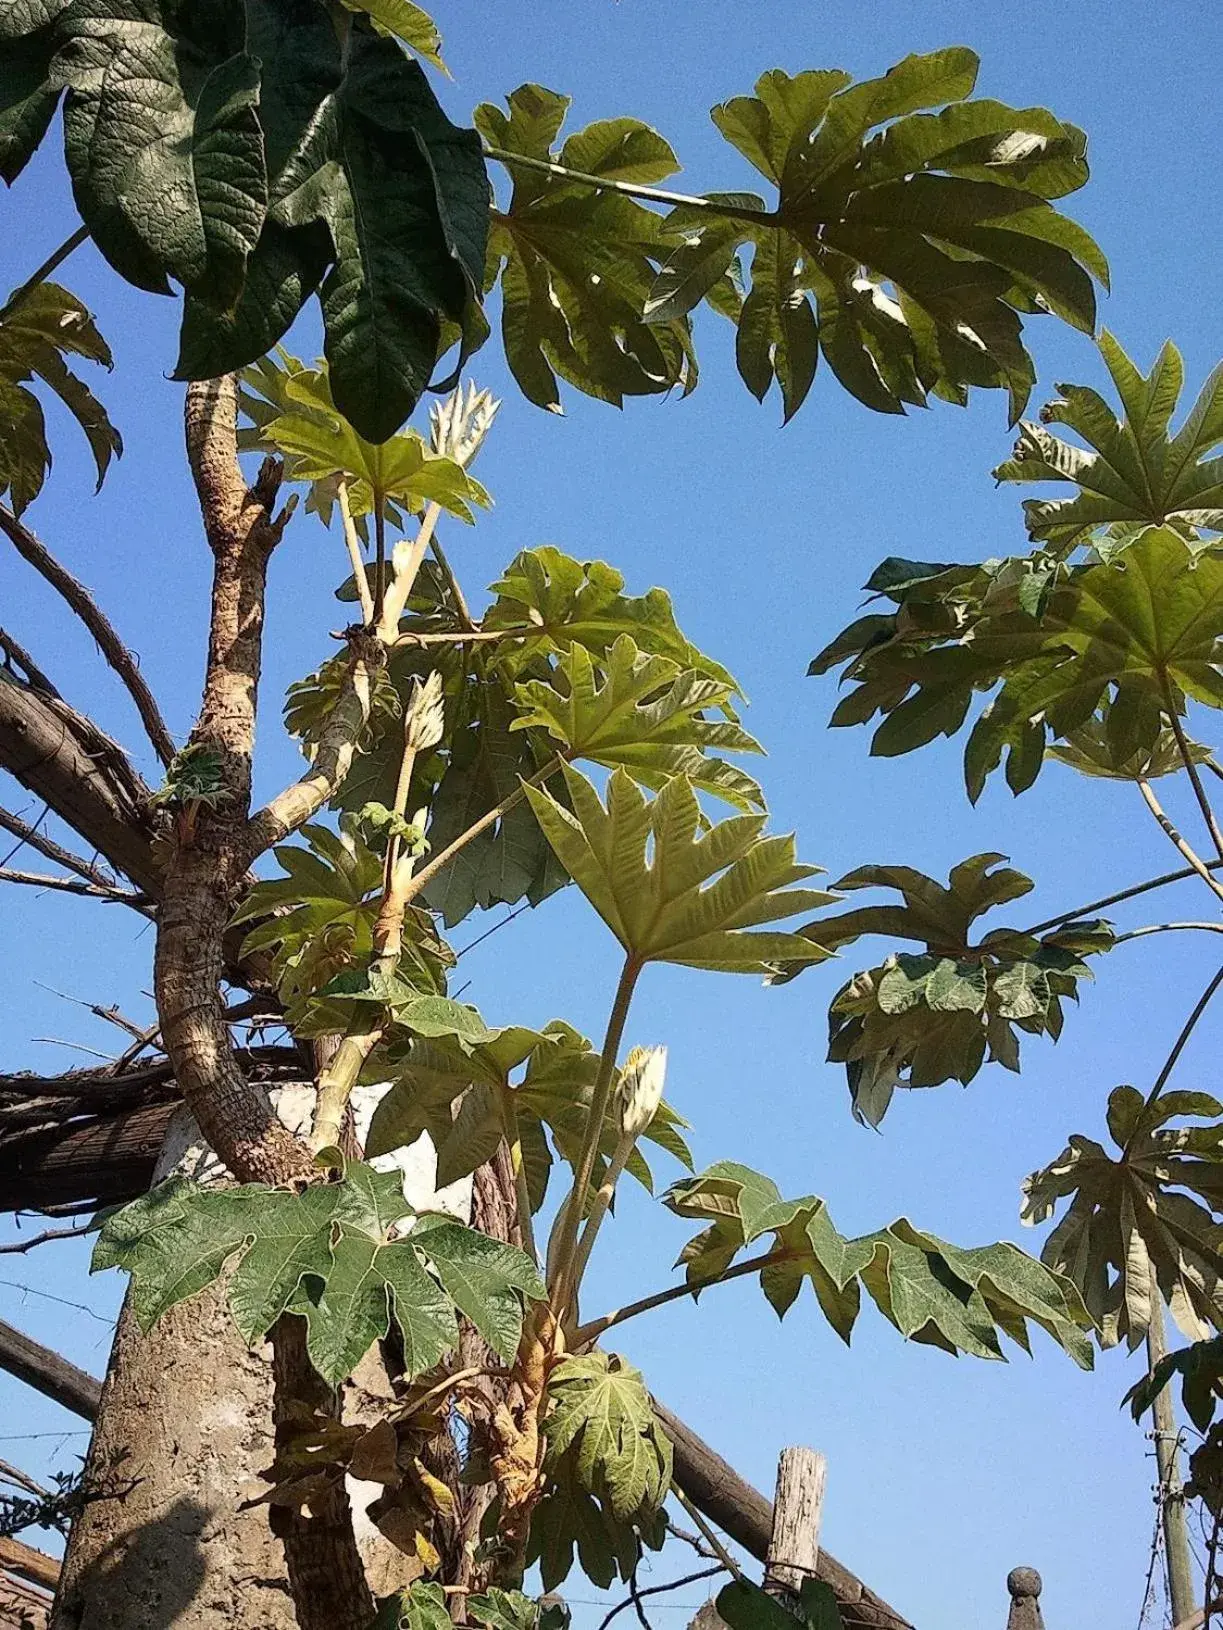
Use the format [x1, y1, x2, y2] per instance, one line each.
[1006, 1567, 1044, 1630]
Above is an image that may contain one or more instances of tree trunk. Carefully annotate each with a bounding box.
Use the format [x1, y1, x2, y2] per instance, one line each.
[51, 1283, 297, 1630]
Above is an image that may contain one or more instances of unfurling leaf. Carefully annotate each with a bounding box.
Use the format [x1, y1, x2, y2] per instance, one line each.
[93, 1162, 545, 1385]
[1023, 1086, 1223, 1349]
[524, 765, 834, 973]
[665, 1162, 1093, 1367]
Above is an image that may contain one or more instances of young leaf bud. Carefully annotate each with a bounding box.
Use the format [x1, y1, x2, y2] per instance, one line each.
[429, 381, 500, 468]
[403, 670, 445, 753]
[616, 1045, 667, 1137]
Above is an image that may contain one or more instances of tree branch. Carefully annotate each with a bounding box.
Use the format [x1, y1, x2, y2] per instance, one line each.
[0, 865, 148, 909]
[154, 375, 311, 1188]
[0, 1222, 95, 1255]
[0, 626, 60, 696]
[0, 673, 161, 897]
[0, 803, 120, 891]
[0, 1318, 101, 1421]
[0, 502, 175, 767]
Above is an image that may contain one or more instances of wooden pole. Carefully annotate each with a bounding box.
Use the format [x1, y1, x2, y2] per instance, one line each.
[765, 1447, 827, 1602]
[0, 1536, 59, 1591]
[652, 1400, 913, 1630]
[1147, 1280, 1198, 1626]
[0, 1318, 101, 1420]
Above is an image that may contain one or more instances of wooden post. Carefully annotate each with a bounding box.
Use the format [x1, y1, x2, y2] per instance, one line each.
[1006, 1568, 1044, 1630]
[765, 1447, 827, 1603]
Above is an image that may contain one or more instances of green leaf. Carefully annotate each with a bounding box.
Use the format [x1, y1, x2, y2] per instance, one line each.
[338, 0, 445, 73]
[1126, 1335, 1223, 1433]
[240, 354, 491, 524]
[995, 335, 1223, 546]
[513, 634, 764, 811]
[676, 53, 1105, 421]
[93, 1163, 545, 1385]
[717, 1578, 843, 1630]
[665, 1161, 1094, 1367]
[0, 281, 121, 511]
[525, 765, 834, 973]
[369, 1581, 453, 1630]
[774, 856, 1111, 1123]
[476, 85, 693, 409]
[1024, 1086, 1223, 1350]
[544, 1352, 672, 1521]
[485, 546, 739, 691]
[0, 20, 61, 184]
[52, 0, 266, 308]
[527, 1458, 665, 1590]
[467, 1590, 570, 1630]
[367, 1020, 690, 1211]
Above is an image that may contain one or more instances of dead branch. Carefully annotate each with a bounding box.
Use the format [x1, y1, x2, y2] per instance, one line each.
[0, 804, 120, 891]
[0, 867, 147, 909]
[0, 1223, 95, 1255]
[0, 628, 59, 698]
[0, 674, 161, 897]
[0, 502, 175, 766]
[0, 1319, 101, 1421]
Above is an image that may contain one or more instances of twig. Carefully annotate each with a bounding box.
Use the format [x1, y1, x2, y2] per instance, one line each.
[594, 1566, 727, 1630]
[430, 536, 474, 630]
[0, 224, 90, 323]
[0, 866, 145, 906]
[1138, 780, 1223, 907]
[671, 1485, 743, 1580]
[0, 1223, 95, 1256]
[0, 1459, 48, 1498]
[33, 984, 146, 1040]
[0, 627, 60, 697]
[0, 805, 118, 891]
[483, 144, 773, 225]
[0, 504, 175, 766]
[628, 1568, 653, 1630]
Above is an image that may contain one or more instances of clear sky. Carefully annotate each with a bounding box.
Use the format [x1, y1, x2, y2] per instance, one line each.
[4, 3, 1223, 1626]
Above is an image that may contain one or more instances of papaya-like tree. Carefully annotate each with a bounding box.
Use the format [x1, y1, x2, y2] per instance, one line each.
[0, 7, 1135, 1628]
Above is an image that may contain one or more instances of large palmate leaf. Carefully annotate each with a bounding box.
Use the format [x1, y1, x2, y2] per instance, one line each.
[366, 1019, 691, 1211]
[811, 527, 1223, 799]
[1127, 1335, 1223, 1433]
[524, 765, 834, 973]
[374, 1587, 572, 1630]
[649, 50, 1105, 422]
[995, 335, 1223, 547]
[1023, 1086, 1223, 1350]
[527, 1456, 666, 1591]
[1, 3, 487, 441]
[716, 1578, 842, 1630]
[238, 353, 491, 529]
[94, 1161, 544, 1383]
[475, 84, 698, 410]
[512, 634, 764, 811]
[665, 1161, 1093, 1366]
[0, 280, 121, 512]
[777, 855, 1112, 1126]
[484, 546, 739, 690]
[543, 1353, 672, 1521]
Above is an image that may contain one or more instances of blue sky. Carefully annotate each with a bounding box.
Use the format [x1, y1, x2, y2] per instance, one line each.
[4, 2, 1223, 1625]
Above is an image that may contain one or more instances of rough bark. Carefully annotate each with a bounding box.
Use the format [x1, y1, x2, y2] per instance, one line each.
[51, 1285, 298, 1630]
[0, 676, 160, 897]
[154, 377, 309, 1189]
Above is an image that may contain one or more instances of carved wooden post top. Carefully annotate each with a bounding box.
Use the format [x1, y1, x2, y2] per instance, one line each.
[1007, 1567, 1044, 1630]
